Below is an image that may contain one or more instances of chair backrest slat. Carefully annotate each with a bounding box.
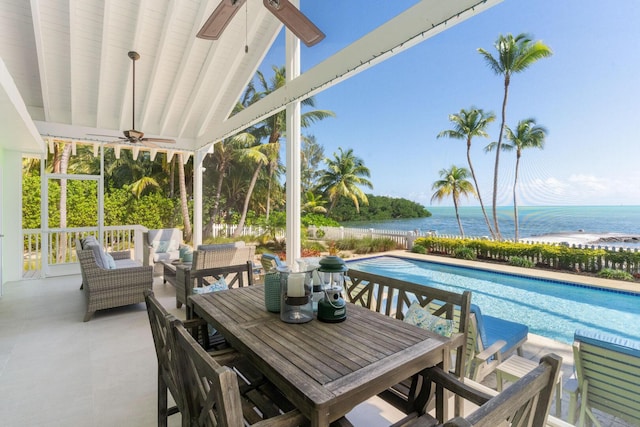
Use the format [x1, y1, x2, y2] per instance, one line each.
[574, 330, 640, 425]
[144, 290, 183, 421]
[170, 321, 244, 427]
[436, 353, 562, 427]
[345, 268, 471, 380]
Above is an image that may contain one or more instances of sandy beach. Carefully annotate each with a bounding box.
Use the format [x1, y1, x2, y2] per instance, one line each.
[523, 231, 640, 246]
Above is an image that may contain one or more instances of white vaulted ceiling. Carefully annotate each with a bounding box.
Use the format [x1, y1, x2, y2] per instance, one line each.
[0, 0, 282, 151]
[0, 0, 502, 154]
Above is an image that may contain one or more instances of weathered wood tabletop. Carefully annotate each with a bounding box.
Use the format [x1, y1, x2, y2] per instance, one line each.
[190, 286, 451, 427]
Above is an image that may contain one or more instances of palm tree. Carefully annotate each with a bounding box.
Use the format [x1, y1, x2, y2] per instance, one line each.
[437, 107, 496, 238]
[177, 153, 192, 242]
[317, 147, 373, 213]
[301, 191, 328, 215]
[478, 33, 552, 239]
[249, 66, 335, 219]
[232, 138, 266, 238]
[488, 118, 547, 241]
[301, 135, 325, 194]
[430, 165, 477, 237]
[203, 133, 254, 238]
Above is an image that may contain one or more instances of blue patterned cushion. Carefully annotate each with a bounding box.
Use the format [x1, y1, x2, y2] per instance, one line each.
[404, 302, 454, 337]
[192, 278, 227, 294]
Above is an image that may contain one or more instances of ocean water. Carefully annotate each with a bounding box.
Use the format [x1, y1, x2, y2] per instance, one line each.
[343, 205, 640, 242]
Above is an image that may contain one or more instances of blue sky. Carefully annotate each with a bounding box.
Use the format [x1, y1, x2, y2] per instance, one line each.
[258, 0, 640, 207]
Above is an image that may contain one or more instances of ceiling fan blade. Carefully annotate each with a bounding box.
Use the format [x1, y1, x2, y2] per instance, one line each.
[263, 0, 325, 47]
[197, 0, 246, 40]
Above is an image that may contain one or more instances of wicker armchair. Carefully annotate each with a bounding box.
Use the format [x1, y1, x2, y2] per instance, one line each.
[77, 249, 153, 322]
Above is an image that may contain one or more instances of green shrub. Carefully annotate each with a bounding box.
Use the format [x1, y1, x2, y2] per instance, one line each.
[596, 268, 635, 281]
[509, 256, 535, 268]
[453, 246, 475, 260]
[334, 237, 398, 254]
[412, 244, 426, 254]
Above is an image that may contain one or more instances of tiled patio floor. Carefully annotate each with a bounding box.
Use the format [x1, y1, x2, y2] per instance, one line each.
[0, 255, 635, 426]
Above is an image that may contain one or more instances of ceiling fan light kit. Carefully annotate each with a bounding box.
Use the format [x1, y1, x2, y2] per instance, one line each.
[197, 0, 324, 47]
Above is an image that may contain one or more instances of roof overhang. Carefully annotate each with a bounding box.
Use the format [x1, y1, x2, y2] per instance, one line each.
[0, 0, 502, 155]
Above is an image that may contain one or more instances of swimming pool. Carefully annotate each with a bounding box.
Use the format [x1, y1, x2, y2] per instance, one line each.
[346, 256, 640, 344]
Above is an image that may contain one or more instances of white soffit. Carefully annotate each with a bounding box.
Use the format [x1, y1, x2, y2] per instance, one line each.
[0, 58, 45, 154]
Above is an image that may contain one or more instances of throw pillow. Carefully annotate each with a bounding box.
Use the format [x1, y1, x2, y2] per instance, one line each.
[192, 277, 228, 294]
[84, 242, 109, 269]
[404, 302, 454, 337]
[179, 245, 193, 262]
[105, 253, 116, 269]
[152, 240, 178, 254]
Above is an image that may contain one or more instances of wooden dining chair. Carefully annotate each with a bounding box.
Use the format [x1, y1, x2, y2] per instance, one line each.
[168, 320, 306, 427]
[144, 290, 240, 426]
[395, 353, 562, 427]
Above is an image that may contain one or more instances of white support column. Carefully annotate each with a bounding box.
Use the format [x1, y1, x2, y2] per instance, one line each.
[193, 148, 206, 248]
[285, 15, 301, 268]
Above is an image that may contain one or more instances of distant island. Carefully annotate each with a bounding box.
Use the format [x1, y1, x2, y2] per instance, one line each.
[329, 194, 431, 222]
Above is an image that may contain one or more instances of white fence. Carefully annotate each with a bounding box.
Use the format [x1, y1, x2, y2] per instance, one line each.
[23, 223, 638, 277]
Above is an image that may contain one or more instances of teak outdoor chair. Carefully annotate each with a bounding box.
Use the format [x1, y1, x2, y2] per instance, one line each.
[168, 320, 306, 427]
[395, 353, 562, 427]
[144, 290, 239, 426]
[465, 304, 529, 382]
[567, 329, 640, 427]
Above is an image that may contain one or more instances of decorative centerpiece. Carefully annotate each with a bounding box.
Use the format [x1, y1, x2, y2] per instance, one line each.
[280, 269, 313, 323]
[317, 256, 348, 323]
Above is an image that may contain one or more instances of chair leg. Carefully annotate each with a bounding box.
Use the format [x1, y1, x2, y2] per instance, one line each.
[158, 371, 169, 427]
[83, 311, 95, 322]
[565, 378, 579, 425]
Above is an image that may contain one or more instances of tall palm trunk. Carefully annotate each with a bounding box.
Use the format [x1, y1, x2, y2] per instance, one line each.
[453, 195, 464, 237]
[178, 153, 192, 242]
[232, 163, 262, 238]
[169, 156, 175, 198]
[513, 150, 522, 242]
[203, 164, 227, 239]
[265, 165, 273, 220]
[492, 76, 510, 240]
[466, 138, 494, 239]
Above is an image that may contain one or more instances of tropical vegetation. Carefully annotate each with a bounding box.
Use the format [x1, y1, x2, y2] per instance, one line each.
[22, 64, 430, 251]
[430, 165, 477, 237]
[477, 33, 553, 239]
[413, 236, 640, 277]
[432, 33, 553, 241]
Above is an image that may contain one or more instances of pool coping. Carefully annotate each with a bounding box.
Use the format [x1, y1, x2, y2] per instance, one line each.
[346, 250, 640, 296]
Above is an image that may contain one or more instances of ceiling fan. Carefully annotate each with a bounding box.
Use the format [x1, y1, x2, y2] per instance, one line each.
[92, 51, 176, 146]
[197, 0, 325, 47]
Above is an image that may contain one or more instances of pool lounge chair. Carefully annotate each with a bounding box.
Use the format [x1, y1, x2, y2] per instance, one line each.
[567, 329, 640, 426]
[466, 304, 529, 382]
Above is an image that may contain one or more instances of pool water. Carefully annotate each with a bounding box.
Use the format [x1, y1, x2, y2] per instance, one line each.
[346, 256, 640, 344]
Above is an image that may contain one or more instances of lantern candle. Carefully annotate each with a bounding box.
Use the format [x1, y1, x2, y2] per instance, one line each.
[287, 274, 306, 297]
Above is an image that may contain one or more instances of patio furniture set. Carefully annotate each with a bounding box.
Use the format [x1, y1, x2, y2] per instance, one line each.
[76, 230, 639, 426]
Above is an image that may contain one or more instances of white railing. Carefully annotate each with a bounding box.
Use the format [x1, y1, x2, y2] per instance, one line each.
[23, 223, 638, 277]
[207, 223, 285, 240]
[22, 225, 147, 277]
[309, 226, 414, 249]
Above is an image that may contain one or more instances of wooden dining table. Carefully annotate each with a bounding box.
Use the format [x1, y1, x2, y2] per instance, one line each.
[189, 286, 452, 427]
